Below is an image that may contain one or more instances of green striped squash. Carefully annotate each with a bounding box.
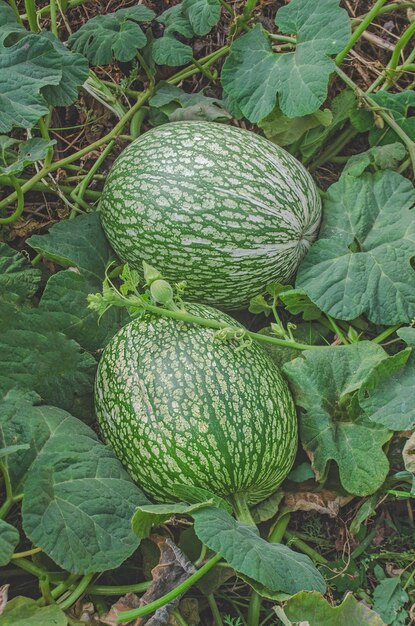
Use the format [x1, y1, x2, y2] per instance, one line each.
[94, 304, 297, 504]
[99, 122, 321, 310]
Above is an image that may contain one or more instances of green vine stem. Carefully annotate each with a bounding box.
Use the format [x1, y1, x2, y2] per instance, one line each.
[24, 0, 39, 31]
[90, 288, 324, 352]
[351, 1, 415, 26]
[268, 512, 291, 544]
[116, 554, 222, 623]
[371, 324, 402, 344]
[242, 0, 259, 22]
[86, 581, 150, 595]
[335, 0, 389, 65]
[49, 0, 58, 36]
[20, 0, 86, 19]
[231, 495, 261, 626]
[11, 547, 42, 559]
[70, 140, 115, 216]
[0, 175, 24, 225]
[284, 531, 328, 565]
[0, 461, 13, 519]
[58, 573, 94, 611]
[382, 21, 415, 88]
[335, 66, 415, 176]
[8, 0, 23, 23]
[130, 108, 148, 139]
[0, 89, 152, 214]
[207, 594, 224, 626]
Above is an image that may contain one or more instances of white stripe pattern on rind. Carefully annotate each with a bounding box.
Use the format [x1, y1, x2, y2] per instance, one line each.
[95, 303, 297, 504]
[100, 122, 322, 309]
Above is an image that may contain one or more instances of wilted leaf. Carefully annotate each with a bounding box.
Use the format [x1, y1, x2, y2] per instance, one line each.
[259, 106, 332, 146]
[284, 591, 386, 625]
[344, 143, 407, 177]
[284, 490, 352, 517]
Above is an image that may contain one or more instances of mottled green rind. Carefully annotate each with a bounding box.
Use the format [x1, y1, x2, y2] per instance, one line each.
[99, 122, 321, 309]
[94, 303, 297, 503]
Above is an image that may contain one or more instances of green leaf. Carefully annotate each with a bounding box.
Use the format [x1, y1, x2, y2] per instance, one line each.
[132, 501, 215, 539]
[152, 35, 193, 66]
[170, 484, 233, 513]
[249, 294, 272, 315]
[192, 507, 326, 594]
[27, 212, 115, 284]
[0, 519, 19, 567]
[284, 591, 386, 625]
[157, 4, 194, 38]
[287, 462, 315, 483]
[283, 343, 391, 496]
[0, 389, 89, 494]
[22, 411, 148, 574]
[0, 302, 96, 417]
[359, 332, 415, 430]
[344, 143, 407, 177]
[68, 5, 155, 65]
[372, 578, 409, 625]
[0, 243, 41, 304]
[0, 137, 56, 175]
[0, 443, 29, 459]
[39, 32, 89, 107]
[182, 0, 221, 36]
[251, 490, 284, 523]
[39, 270, 125, 353]
[296, 170, 415, 325]
[221, 0, 350, 122]
[259, 106, 332, 146]
[279, 288, 322, 320]
[0, 32, 61, 132]
[301, 89, 356, 160]
[0, 597, 67, 625]
[0, 1, 20, 27]
[369, 91, 415, 146]
[149, 83, 231, 124]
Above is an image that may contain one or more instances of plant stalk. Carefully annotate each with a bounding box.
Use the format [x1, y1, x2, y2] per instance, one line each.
[116, 554, 222, 622]
[335, 0, 389, 65]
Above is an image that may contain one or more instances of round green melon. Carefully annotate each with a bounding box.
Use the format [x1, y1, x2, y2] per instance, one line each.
[94, 304, 297, 504]
[99, 122, 321, 310]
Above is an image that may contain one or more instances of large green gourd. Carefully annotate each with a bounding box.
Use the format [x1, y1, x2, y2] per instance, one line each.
[99, 122, 321, 309]
[94, 304, 297, 503]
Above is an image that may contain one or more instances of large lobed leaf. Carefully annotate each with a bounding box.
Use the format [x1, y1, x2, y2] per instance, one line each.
[0, 1, 88, 132]
[221, 0, 351, 122]
[283, 342, 392, 496]
[68, 5, 155, 65]
[297, 170, 415, 325]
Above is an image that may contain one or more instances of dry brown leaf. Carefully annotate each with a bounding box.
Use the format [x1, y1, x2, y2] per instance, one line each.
[100, 593, 141, 626]
[403, 433, 415, 474]
[101, 535, 196, 626]
[284, 490, 353, 517]
[0, 585, 10, 616]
